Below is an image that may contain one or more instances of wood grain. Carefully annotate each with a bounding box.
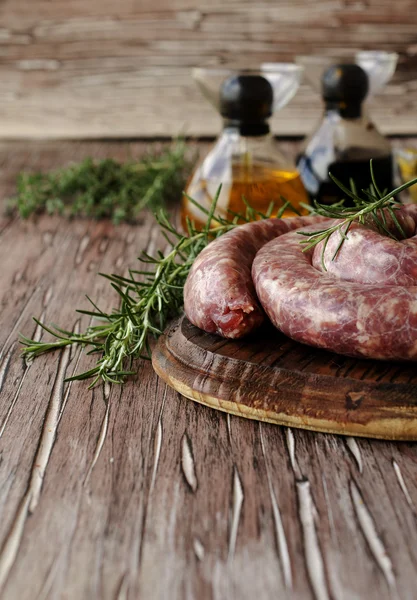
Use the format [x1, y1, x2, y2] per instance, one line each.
[0, 1, 416, 138]
[153, 316, 417, 441]
[0, 140, 416, 599]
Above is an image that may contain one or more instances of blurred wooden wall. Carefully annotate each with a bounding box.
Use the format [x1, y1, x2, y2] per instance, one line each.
[0, 0, 416, 139]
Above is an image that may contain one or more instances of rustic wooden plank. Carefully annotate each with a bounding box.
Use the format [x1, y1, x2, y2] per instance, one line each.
[0, 1, 416, 137]
[0, 141, 416, 599]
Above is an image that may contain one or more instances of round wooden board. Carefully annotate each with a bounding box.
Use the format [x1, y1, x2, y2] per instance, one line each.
[152, 316, 417, 441]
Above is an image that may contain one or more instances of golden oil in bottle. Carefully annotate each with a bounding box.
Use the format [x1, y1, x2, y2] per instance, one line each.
[181, 73, 309, 230]
[182, 163, 309, 229]
[396, 148, 417, 203]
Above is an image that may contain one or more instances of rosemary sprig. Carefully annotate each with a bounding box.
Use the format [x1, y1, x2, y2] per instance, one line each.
[298, 161, 417, 268]
[7, 140, 191, 224]
[20, 190, 285, 387]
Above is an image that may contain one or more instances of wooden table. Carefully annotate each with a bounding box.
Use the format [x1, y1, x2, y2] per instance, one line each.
[2, 0, 417, 139]
[0, 140, 416, 600]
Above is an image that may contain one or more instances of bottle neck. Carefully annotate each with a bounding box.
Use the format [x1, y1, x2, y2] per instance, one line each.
[222, 119, 270, 137]
[324, 101, 362, 120]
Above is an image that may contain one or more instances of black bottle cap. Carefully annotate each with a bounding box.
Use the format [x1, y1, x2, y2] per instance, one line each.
[322, 64, 369, 118]
[220, 74, 273, 136]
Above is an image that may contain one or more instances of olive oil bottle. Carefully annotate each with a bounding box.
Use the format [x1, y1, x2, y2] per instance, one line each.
[182, 73, 309, 228]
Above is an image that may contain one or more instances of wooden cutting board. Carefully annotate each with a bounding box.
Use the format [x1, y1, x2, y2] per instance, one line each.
[152, 316, 417, 441]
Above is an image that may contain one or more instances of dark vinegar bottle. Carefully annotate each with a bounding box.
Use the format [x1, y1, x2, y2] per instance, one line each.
[297, 64, 394, 206]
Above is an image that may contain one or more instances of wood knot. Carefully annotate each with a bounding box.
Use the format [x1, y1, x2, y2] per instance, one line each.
[346, 391, 365, 410]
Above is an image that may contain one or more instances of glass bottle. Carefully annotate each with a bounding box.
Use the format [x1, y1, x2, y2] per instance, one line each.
[297, 63, 394, 205]
[182, 69, 309, 228]
[396, 147, 417, 203]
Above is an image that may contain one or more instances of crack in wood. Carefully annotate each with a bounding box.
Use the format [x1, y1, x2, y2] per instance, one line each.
[30, 343, 72, 512]
[296, 478, 332, 600]
[0, 494, 31, 593]
[0, 341, 71, 591]
[181, 432, 197, 493]
[85, 381, 111, 482]
[0, 346, 13, 395]
[114, 572, 129, 600]
[345, 437, 363, 473]
[0, 314, 47, 439]
[350, 480, 396, 589]
[193, 537, 205, 562]
[285, 428, 302, 480]
[259, 424, 292, 589]
[392, 460, 415, 512]
[320, 472, 337, 545]
[228, 466, 244, 563]
[41, 231, 55, 248]
[0, 368, 28, 440]
[149, 386, 167, 495]
[285, 430, 332, 599]
[0, 284, 53, 411]
[42, 286, 54, 309]
[132, 383, 169, 586]
[99, 238, 110, 254]
[13, 270, 25, 285]
[226, 413, 232, 443]
[74, 234, 91, 267]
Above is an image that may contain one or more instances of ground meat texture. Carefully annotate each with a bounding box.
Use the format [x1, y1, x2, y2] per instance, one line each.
[252, 215, 417, 361]
[402, 202, 417, 225]
[183, 215, 329, 338]
[312, 224, 417, 286]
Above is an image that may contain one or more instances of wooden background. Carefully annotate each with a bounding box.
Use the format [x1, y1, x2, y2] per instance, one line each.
[0, 0, 417, 138]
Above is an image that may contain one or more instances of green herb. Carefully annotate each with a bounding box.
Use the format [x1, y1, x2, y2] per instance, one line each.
[298, 161, 417, 269]
[7, 140, 190, 224]
[20, 190, 288, 387]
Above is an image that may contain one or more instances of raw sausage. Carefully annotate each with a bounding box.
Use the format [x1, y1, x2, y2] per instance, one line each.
[184, 203, 417, 360]
[183, 215, 329, 338]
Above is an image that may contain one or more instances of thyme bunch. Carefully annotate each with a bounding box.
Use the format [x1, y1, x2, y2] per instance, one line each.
[7, 140, 190, 224]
